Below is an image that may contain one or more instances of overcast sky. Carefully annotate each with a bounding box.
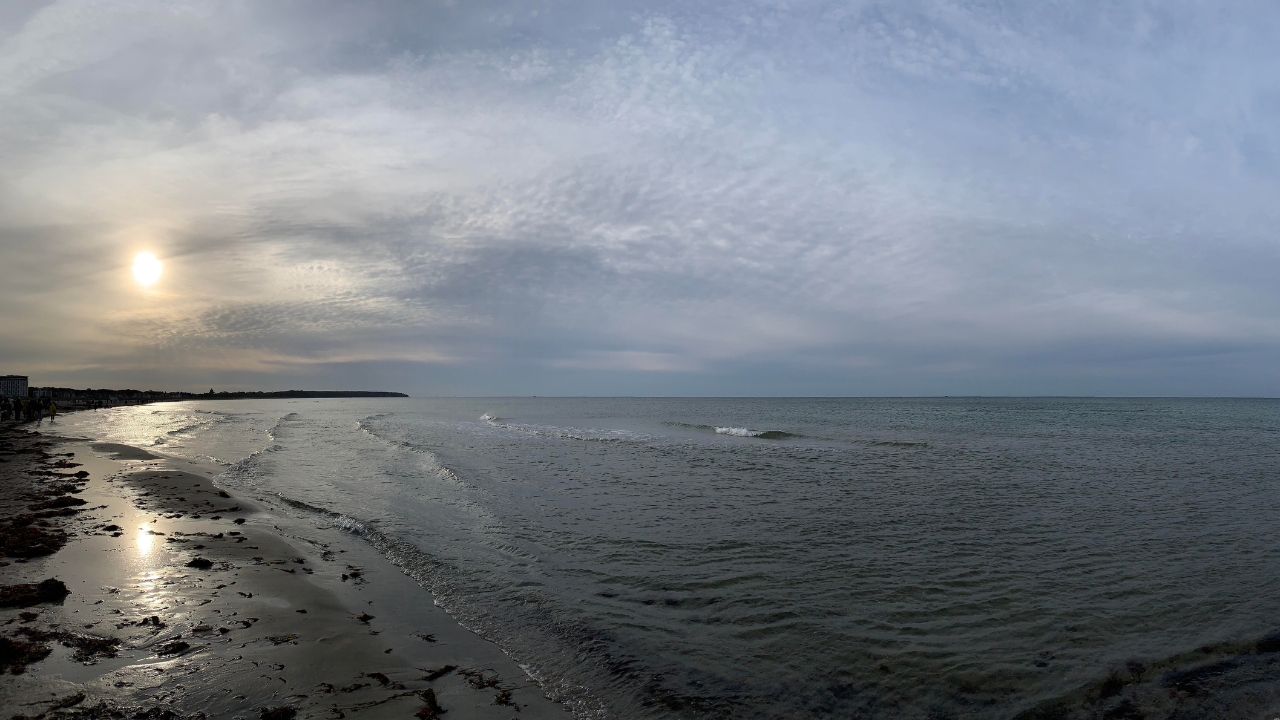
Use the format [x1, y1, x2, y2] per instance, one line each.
[2, 0, 1277, 396]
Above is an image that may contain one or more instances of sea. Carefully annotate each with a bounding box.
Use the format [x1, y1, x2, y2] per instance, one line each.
[46, 397, 1280, 719]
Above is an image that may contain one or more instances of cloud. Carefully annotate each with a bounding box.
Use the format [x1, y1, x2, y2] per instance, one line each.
[1, 0, 1278, 394]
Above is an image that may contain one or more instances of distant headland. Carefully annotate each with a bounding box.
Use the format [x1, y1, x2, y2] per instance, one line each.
[1, 374, 406, 413]
[190, 390, 409, 399]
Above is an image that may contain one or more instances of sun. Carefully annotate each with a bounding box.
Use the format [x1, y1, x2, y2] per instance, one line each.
[132, 252, 162, 286]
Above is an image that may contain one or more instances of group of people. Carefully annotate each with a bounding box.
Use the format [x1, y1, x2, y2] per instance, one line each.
[2, 395, 57, 423]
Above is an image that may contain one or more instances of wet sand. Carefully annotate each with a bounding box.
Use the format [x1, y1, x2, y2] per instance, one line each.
[1, 428, 573, 719]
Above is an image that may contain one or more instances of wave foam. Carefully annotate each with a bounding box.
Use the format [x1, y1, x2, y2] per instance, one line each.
[665, 421, 797, 439]
[713, 426, 797, 439]
[478, 415, 652, 443]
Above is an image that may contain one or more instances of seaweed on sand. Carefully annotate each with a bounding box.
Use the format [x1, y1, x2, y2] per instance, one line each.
[0, 635, 53, 673]
[421, 664, 457, 681]
[14, 626, 122, 663]
[0, 517, 69, 557]
[156, 640, 191, 656]
[414, 688, 446, 718]
[62, 634, 123, 663]
[30, 494, 89, 510]
[456, 667, 501, 689]
[0, 578, 70, 607]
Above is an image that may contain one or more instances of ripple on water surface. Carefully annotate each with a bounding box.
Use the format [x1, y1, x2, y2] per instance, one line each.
[50, 397, 1280, 719]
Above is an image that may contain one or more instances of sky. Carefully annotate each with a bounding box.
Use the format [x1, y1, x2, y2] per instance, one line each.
[1, 0, 1278, 397]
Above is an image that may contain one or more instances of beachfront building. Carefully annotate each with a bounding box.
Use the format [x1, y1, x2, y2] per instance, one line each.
[0, 375, 28, 397]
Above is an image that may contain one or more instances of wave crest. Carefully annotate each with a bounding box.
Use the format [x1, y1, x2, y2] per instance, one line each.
[664, 422, 798, 439]
[713, 426, 797, 439]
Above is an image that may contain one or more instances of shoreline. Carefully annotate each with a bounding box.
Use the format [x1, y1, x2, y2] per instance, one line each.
[9, 405, 1280, 720]
[0, 422, 572, 719]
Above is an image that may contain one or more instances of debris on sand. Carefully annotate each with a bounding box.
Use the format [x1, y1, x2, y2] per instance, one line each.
[156, 640, 191, 656]
[0, 636, 53, 674]
[58, 632, 123, 663]
[0, 578, 70, 607]
[421, 665, 457, 681]
[414, 688, 446, 719]
[457, 667, 501, 689]
[0, 517, 69, 557]
[185, 557, 214, 570]
[260, 707, 296, 720]
[46, 691, 86, 709]
[12, 627, 121, 664]
[16, 698, 200, 719]
[29, 494, 88, 510]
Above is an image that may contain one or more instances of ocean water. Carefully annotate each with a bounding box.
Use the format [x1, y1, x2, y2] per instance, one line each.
[50, 397, 1280, 718]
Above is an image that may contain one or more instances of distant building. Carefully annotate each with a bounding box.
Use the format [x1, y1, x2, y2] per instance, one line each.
[0, 375, 28, 397]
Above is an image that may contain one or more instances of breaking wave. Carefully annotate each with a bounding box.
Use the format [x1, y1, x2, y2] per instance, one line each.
[663, 421, 799, 439]
[477, 414, 653, 443]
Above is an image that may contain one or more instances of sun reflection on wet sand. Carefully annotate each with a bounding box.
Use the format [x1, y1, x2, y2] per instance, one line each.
[137, 527, 153, 556]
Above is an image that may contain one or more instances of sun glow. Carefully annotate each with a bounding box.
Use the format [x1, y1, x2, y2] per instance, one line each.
[132, 252, 162, 286]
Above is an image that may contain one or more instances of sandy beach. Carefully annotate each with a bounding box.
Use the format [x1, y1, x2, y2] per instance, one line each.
[0, 423, 573, 720]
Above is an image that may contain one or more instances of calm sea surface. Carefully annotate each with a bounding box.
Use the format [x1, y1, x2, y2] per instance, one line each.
[51, 398, 1280, 718]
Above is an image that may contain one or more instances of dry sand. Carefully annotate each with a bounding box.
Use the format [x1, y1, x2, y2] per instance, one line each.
[1, 427, 574, 720]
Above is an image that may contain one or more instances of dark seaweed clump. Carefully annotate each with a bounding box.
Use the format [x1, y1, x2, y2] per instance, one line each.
[14, 627, 121, 663]
[0, 516, 69, 557]
[0, 635, 53, 674]
[30, 495, 89, 511]
[0, 578, 70, 607]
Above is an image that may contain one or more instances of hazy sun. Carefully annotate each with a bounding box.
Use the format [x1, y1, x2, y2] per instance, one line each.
[133, 252, 162, 286]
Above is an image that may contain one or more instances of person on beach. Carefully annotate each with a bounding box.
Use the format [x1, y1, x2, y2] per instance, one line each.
[49, 401, 56, 420]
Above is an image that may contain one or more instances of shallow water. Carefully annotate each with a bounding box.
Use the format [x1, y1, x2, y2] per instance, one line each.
[51, 397, 1280, 718]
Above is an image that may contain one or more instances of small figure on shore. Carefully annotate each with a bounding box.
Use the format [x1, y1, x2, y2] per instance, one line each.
[49, 402, 56, 420]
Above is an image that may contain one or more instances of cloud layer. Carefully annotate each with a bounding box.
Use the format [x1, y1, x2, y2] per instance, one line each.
[2, 0, 1278, 395]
